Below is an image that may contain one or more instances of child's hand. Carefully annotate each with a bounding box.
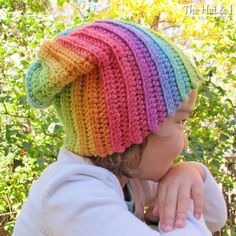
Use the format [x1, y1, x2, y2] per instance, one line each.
[152, 162, 205, 232]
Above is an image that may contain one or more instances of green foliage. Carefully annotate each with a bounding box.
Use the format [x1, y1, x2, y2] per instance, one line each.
[0, 0, 235, 234]
[0, 0, 50, 12]
[0, 3, 65, 233]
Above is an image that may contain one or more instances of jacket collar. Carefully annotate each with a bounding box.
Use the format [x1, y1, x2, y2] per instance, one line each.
[57, 146, 94, 165]
[57, 146, 125, 201]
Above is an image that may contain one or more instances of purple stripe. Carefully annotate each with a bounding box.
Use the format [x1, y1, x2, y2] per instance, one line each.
[93, 21, 166, 131]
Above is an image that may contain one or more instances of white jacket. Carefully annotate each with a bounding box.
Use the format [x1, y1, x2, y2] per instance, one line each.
[13, 147, 227, 236]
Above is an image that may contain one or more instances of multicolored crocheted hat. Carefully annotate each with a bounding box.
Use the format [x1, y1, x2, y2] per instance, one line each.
[26, 19, 203, 158]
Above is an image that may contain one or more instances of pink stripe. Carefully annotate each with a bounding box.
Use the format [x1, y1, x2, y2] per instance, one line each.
[85, 24, 149, 144]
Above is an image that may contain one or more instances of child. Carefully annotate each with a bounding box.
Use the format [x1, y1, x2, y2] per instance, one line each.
[13, 19, 227, 235]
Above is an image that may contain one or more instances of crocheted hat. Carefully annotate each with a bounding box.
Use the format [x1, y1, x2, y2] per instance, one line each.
[26, 19, 203, 158]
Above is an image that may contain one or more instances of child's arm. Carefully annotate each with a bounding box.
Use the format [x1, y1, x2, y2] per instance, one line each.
[143, 161, 227, 233]
[146, 162, 205, 231]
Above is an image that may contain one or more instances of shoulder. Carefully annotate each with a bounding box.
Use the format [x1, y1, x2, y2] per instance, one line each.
[15, 148, 161, 236]
[29, 157, 124, 206]
[36, 162, 159, 236]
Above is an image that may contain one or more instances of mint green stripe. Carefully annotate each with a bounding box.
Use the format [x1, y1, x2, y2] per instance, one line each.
[146, 30, 191, 101]
[149, 29, 203, 88]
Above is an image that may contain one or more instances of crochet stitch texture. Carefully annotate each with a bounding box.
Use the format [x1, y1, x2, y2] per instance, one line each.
[26, 19, 203, 158]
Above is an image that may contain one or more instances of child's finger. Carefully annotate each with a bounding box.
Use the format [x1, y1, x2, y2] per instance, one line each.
[160, 186, 179, 232]
[191, 183, 204, 219]
[152, 203, 159, 216]
[153, 183, 166, 228]
[175, 184, 191, 228]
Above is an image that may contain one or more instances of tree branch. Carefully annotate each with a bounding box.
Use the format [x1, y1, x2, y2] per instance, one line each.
[151, 15, 160, 30]
[162, 25, 181, 30]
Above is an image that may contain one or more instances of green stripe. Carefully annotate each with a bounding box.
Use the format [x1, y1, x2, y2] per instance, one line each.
[148, 28, 203, 88]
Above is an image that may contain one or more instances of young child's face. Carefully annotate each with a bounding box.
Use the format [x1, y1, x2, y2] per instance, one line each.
[134, 89, 198, 182]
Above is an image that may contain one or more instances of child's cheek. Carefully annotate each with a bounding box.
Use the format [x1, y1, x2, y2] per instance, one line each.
[168, 131, 185, 158]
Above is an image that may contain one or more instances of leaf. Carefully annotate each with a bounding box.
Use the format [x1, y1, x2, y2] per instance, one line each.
[53, 124, 63, 134]
[219, 134, 229, 141]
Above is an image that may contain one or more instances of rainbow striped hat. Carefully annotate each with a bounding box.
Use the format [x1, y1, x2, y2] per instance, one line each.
[26, 19, 203, 158]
